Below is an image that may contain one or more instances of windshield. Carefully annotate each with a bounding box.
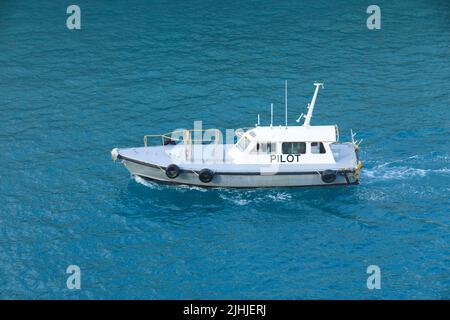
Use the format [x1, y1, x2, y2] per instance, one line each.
[236, 136, 251, 152]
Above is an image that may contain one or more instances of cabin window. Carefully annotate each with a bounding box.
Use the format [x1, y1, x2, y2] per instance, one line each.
[251, 142, 277, 154]
[311, 142, 326, 154]
[282, 142, 306, 154]
[236, 136, 251, 152]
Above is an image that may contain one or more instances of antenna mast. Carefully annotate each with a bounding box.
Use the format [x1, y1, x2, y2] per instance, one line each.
[303, 82, 323, 126]
[270, 103, 273, 128]
[285, 80, 288, 128]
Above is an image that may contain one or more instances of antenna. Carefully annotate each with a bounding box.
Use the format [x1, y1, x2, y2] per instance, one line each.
[270, 103, 273, 128]
[296, 113, 304, 123]
[257, 113, 260, 126]
[285, 80, 288, 128]
[351, 129, 363, 148]
[303, 82, 324, 126]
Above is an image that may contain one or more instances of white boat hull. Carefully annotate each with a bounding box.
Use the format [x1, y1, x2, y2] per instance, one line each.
[120, 158, 359, 188]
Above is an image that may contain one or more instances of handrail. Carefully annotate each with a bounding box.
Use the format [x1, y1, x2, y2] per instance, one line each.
[144, 129, 225, 162]
[335, 124, 340, 142]
[235, 127, 254, 138]
[144, 129, 222, 147]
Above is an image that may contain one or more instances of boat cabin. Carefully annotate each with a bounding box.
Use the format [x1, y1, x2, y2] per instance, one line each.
[229, 125, 339, 164]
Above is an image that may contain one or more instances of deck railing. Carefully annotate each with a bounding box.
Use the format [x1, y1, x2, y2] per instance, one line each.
[143, 129, 224, 162]
[144, 129, 224, 146]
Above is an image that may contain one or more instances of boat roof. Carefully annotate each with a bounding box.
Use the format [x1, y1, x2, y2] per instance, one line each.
[245, 125, 337, 142]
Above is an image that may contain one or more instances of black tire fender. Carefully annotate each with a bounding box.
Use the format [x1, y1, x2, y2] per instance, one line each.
[165, 164, 180, 179]
[198, 168, 214, 183]
[321, 169, 337, 183]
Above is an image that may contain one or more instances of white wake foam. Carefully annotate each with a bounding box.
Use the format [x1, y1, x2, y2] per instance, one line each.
[218, 190, 292, 206]
[133, 175, 209, 192]
[362, 153, 449, 182]
[133, 175, 163, 189]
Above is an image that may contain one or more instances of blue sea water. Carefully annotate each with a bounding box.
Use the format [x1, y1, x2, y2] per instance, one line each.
[0, 0, 449, 299]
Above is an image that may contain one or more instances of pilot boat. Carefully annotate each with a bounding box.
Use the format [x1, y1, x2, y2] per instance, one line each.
[111, 82, 363, 188]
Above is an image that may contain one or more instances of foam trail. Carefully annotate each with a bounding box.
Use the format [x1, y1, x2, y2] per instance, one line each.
[363, 166, 449, 181]
[133, 175, 209, 192]
[133, 175, 163, 189]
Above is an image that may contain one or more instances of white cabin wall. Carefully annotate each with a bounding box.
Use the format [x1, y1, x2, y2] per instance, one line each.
[231, 141, 336, 165]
